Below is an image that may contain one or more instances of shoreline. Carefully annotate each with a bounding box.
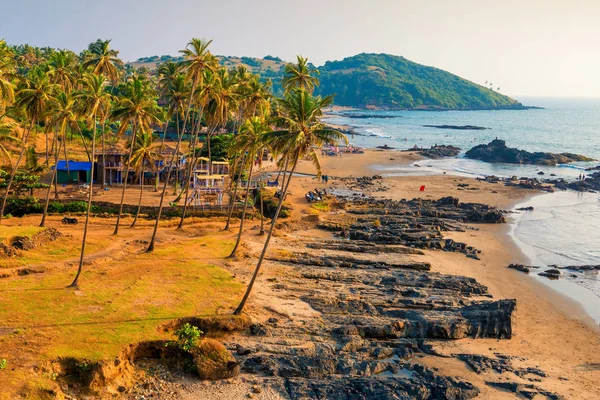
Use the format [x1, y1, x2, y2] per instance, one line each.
[253, 149, 600, 398]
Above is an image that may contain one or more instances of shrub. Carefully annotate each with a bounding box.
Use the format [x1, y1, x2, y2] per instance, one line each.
[4, 197, 42, 217]
[0, 359, 7, 370]
[171, 323, 203, 353]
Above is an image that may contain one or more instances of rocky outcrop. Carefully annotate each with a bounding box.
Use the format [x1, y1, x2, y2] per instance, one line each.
[320, 196, 504, 258]
[465, 139, 594, 166]
[417, 145, 462, 159]
[424, 125, 489, 130]
[548, 171, 600, 192]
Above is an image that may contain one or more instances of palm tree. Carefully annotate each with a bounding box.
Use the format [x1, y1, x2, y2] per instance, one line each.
[228, 117, 270, 258]
[0, 119, 20, 168]
[82, 39, 123, 83]
[40, 91, 77, 227]
[48, 50, 77, 93]
[0, 40, 16, 110]
[0, 67, 56, 225]
[129, 131, 158, 228]
[67, 73, 111, 288]
[282, 55, 320, 94]
[178, 38, 216, 144]
[145, 77, 189, 252]
[111, 75, 162, 235]
[233, 88, 347, 315]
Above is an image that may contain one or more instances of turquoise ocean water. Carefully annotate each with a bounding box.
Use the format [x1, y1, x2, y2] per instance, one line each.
[326, 97, 600, 324]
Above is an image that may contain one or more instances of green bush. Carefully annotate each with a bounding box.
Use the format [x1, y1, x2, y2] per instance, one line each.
[170, 323, 203, 353]
[4, 197, 42, 217]
[0, 359, 7, 370]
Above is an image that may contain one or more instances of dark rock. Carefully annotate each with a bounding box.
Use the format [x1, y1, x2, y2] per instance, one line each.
[417, 145, 462, 159]
[539, 269, 561, 280]
[516, 206, 534, 211]
[423, 124, 489, 130]
[466, 139, 594, 166]
[508, 264, 530, 274]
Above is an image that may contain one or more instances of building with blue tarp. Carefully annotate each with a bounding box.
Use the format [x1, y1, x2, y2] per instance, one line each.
[53, 161, 93, 184]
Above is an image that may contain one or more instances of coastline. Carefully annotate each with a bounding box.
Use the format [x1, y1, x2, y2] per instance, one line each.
[271, 149, 600, 398]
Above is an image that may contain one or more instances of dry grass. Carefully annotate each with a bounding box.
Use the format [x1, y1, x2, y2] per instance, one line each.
[0, 216, 244, 399]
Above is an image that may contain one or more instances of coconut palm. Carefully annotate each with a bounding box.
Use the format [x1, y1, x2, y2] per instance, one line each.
[234, 88, 347, 315]
[48, 50, 77, 93]
[82, 39, 123, 83]
[282, 55, 320, 94]
[111, 75, 162, 235]
[0, 119, 21, 168]
[228, 117, 270, 258]
[129, 132, 159, 228]
[39, 91, 77, 227]
[0, 40, 16, 110]
[67, 73, 113, 287]
[0, 67, 56, 224]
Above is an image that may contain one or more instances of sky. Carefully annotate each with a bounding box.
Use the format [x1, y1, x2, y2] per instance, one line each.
[2, 0, 599, 98]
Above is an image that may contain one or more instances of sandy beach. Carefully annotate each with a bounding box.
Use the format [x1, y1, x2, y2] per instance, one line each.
[217, 149, 600, 399]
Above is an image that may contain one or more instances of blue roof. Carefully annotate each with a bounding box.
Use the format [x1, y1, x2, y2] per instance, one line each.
[54, 161, 92, 171]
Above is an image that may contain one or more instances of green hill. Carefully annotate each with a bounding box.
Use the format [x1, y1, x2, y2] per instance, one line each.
[314, 53, 523, 110]
[130, 53, 523, 110]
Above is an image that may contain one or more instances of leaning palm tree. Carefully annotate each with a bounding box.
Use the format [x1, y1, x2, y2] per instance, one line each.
[111, 75, 162, 235]
[228, 117, 270, 257]
[234, 88, 347, 315]
[0, 67, 56, 225]
[129, 131, 158, 228]
[67, 73, 110, 288]
[0, 119, 20, 168]
[282, 55, 320, 94]
[82, 39, 123, 84]
[39, 91, 77, 227]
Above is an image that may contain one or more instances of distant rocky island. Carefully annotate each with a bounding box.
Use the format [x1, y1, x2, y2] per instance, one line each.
[424, 125, 490, 130]
[466, 139, 595, 166]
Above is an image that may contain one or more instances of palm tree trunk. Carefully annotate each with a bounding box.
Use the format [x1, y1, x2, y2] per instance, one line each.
[68, 114, 98, 289]
[228, 157, 254, 257]
[259, 184, 265, 235]
[146, 112, 185, 252]
[40, 121, 66, 227]
[173, 112, 201, 202]
[131, 166, 144, 228]
[0, 118, 35, 225]
[224, 154, 242, 231]
[77, 125, 91, 162]
[101, 120, 106, 187]
[176, 114, 206, 229]
[113, 122, 138, 235]
[234, 154, 298, 315]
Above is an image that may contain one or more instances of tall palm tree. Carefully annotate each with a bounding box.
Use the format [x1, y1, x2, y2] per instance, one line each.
[111, 75, 162, 235]
[129, 131, 158, 228]
[0, 67, 56, 225]
[67, 73, 111, 288]
[0, 40, 16, 110]
[48, 50, 77, 93]
[234, 88, 347, 315]
[282, 55, 320, 94]
[82, 39, 123, 83]
[228, 117, 270, 258]
[0, 119, 20, 168]
[39, 91, 77, 227]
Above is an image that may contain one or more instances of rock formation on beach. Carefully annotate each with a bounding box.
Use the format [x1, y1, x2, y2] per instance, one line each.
[466, 139, 594, 166]
[416, 145, 462, 159]
[217, 195, 559, 399]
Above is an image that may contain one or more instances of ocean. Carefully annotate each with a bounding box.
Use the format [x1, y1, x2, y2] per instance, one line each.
[326, 97, 600, 324]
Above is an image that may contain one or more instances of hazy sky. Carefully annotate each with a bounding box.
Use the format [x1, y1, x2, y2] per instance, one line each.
[2, 0, 599, 98]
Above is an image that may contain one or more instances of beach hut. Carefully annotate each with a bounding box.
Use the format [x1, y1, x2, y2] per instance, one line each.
[54, 161, 93, 184]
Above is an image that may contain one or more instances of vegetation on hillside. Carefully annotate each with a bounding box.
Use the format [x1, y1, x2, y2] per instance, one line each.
[131, 53, 522, 110]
